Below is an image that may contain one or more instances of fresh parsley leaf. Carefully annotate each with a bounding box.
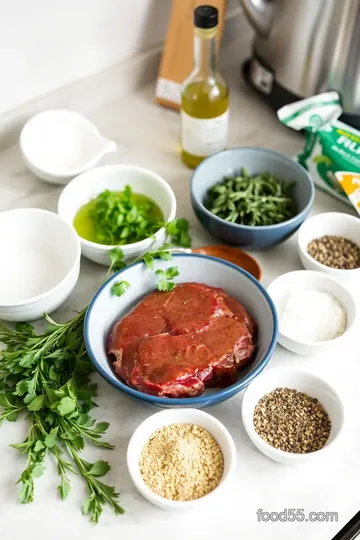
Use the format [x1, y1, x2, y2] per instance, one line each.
[19, 352, 37, 368]
[32, 464, 45, 478]
[111, 280, 130, 297]
[164, 266, 180, 279]
[166, 218, 192, 247]
[88, 460, 111, 477]
[33, 441, 45, 452]
[142, 253, 154, 270]
[94, 422, 109, 434]
[27, 395, 45, 411]
[44, 427, 59, 448]
[57, 397, 76, 416]
[15, 323, 34, 336]
[157, 279, 176, 292]
[58, 478, 71, 501]
[155, 266, 179, 292]
[108, 247, 126, 273]
[14, 380, 28, 397]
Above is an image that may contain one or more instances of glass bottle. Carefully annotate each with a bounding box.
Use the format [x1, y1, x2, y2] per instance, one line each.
[180, 5, 229, 168]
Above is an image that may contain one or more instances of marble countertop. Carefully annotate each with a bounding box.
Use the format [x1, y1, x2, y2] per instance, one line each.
[1, 65, 359, 540]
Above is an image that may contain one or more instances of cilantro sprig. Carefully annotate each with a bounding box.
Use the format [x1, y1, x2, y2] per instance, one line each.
[110, 218, 191, 297]
[155, 267, 180, 292]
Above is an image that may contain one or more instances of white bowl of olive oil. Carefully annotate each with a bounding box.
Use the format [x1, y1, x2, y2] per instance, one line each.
[58, 164, 177, 265]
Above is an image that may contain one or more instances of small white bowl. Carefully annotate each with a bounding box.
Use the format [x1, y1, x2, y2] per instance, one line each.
[20, 109, 117, 185]
[127, 408, 236, 510]
[241, 366, 344, 464]
[267, 270, 356, 355]
[58, 164, 177, 265]
[298, 212, 360, 282]
[0, 208, 81, 321]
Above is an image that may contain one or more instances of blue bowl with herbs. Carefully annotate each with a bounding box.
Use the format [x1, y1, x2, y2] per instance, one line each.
[191, 147, 315, 250]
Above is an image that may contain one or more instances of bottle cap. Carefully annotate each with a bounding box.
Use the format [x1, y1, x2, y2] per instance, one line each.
[194, 5, 218, 29]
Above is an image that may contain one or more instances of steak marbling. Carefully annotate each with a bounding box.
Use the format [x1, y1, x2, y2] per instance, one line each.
[108, 282, 256, 398]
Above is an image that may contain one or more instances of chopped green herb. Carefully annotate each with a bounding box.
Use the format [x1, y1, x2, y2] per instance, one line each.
[73, 186, 164, 246]
[206, 169, 296, 227]
[111, 280, 131, 297]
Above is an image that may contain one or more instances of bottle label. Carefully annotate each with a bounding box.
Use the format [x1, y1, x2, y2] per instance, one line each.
[181, 109, 229, 157]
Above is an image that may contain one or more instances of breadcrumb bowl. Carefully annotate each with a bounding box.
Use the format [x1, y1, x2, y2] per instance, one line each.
[127, 408, 236, 510]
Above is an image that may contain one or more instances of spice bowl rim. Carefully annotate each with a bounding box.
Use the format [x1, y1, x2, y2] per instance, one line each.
[57, 163, 177, 265]
[297, 211, 360, 278]
[241, 366, 345, 464]
[127, 408, 237, 510]
[266, 270, 357, 351]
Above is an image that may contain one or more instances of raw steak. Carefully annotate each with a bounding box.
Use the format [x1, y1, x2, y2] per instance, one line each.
[108, 282, 256, 398]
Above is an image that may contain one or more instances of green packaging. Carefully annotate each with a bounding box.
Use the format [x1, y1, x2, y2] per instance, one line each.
[277, 91, 360, 211]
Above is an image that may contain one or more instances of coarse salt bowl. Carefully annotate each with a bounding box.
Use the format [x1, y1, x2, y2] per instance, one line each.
[267, 270, 357, 356]
[58, 164, 177, 265]
[297, 212, 360, 283]
[241, 366, 345, 464]
[0, 208, 81, 322]
[127, 408, 236, 510]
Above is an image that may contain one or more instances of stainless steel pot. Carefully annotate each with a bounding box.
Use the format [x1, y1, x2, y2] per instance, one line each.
[241, 0, 360, 115]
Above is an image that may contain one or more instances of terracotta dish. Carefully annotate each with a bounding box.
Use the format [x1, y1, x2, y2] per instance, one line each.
[192, 245, 262, 281]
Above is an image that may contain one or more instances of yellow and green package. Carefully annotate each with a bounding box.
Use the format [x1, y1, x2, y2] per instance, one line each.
[277, 91, 360, 215]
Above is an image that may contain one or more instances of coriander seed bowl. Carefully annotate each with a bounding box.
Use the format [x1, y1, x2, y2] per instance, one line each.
[241, 367, 345, 465]
[191, 147, 314, 250]
[127, 408, 236, 510]
[58, 164, 176, 265]
[298, 212, 360, 283]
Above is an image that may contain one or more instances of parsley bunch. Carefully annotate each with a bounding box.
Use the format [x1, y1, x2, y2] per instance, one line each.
[0, 312, 124, 522]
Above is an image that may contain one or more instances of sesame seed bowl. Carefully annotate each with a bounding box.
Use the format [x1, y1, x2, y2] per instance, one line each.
[127, 408, 236, 510]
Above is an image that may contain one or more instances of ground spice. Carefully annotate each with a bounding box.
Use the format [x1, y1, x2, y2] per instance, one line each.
[307, 235, 360, 269]
[253, 387, 331, 453]
[139, 423, 224, 501]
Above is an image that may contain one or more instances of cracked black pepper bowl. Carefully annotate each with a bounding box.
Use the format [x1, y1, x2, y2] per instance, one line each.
[190, 147, 315, 250]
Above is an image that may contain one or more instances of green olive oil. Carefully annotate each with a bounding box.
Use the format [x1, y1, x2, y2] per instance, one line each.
[180, 6, 229, 169]
[74, 191, 164, 245]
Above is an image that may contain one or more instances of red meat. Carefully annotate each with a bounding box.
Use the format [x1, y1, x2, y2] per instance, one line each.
[108, 282, 256, 398]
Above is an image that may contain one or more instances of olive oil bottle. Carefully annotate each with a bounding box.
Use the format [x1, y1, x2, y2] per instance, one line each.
[180, 5, 229, 168]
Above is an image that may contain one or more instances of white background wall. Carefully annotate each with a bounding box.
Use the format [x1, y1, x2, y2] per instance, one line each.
[0, 0, 242, 116]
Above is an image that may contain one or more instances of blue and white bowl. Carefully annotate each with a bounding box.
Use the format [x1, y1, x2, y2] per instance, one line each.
[84, 254, 278, 408]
